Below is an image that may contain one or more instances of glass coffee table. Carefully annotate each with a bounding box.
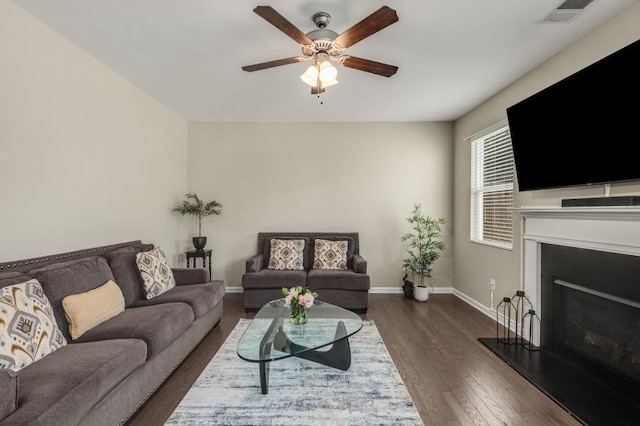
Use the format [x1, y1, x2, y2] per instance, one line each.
[237, 298, 363, 394]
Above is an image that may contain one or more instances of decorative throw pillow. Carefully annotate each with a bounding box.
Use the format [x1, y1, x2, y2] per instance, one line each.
[62, 280, 125, 340]
[136, 248, 176, 300]
[313, 239, 348, 270]
[0, 279, 67, 372]
[268, 239, 305, 270]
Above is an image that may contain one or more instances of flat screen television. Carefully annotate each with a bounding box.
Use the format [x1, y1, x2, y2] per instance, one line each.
[506, 38, 640, 192]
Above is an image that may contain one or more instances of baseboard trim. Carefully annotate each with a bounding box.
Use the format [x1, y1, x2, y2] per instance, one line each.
[369, 286, 454, 294]
[226, 286, 454, 294]
[226, 284, 514, 331]
[453, 288, 517, 332]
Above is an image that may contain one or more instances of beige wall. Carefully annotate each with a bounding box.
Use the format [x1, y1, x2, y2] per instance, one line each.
[453, 2, 640, 310]
[187, 122, 454, 289]
[0, 2, 188, 265]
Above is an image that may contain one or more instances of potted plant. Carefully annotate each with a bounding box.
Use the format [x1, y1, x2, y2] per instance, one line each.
[400, 204, 446, 302]
[173, 193, 222, 251]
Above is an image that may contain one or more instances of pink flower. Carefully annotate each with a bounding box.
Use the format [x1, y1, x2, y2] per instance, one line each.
[282, 285, 318, 312]
[302, 293, 315, 308]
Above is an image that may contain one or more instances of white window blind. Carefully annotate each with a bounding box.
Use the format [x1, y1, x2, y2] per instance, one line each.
[470, 122, 514, 250]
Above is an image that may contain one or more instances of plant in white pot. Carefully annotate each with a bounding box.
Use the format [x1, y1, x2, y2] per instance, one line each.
[400, 204, 446, 302]
[173, 193, 222, 251]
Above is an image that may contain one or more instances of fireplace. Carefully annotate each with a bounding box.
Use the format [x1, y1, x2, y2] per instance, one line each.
[542, 244, 640, 401]
[479, 206, 640, 425]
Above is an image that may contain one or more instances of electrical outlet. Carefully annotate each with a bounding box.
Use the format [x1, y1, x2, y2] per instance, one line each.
[487, 279, 496, 291]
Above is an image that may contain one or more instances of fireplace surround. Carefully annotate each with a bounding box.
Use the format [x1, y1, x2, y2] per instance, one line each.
[480, 206, 640, 425]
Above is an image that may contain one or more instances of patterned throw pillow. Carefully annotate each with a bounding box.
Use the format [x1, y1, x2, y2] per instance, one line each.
[0, 279, 67, 372]
[136, 248, 176, 300]
[268, 239, 305, 270]
[313, 239, 348, 270]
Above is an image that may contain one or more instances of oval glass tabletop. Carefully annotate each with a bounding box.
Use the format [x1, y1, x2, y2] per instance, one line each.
[237, 298, 363, 363]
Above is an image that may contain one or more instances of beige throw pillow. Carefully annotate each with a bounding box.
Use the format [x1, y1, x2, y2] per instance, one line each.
[313, 239, 348, 270]
[0, 279, 67, 372]
[62, 280, 125, 340]
[268, 239, 305, 270]
[136, 247, 176, 299]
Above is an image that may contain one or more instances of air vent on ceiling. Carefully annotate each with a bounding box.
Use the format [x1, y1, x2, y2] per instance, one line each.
[540, 0, 595, 23]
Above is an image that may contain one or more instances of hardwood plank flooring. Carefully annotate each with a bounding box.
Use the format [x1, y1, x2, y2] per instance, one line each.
[126, 293, 581, 425]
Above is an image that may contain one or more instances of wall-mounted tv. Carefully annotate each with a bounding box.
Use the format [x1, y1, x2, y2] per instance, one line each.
[506, 38, 640, 192]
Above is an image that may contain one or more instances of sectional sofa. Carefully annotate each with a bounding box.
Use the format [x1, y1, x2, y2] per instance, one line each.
[0, 240, 225, 426]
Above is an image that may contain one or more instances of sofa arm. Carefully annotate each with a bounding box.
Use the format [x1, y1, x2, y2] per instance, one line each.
[172, 267, 209, 285]
[353, 254, 367, 274]
[246, 254, 264, 273]
[0, 369, 18, 421]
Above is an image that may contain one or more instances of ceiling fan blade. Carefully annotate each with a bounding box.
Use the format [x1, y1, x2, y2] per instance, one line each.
[253, 6, 313, 47]
[341, 56, 398, 77]
[333, 6, 398, 49]
[242, 57, 305, 72]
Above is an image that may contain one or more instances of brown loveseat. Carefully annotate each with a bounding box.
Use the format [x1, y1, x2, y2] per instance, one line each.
[242, 232, 370, 312]
[0, 240, 225, 426]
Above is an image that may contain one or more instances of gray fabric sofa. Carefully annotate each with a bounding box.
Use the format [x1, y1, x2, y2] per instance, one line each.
[0, 240, 225, 426]
[242, 232, 370, 312]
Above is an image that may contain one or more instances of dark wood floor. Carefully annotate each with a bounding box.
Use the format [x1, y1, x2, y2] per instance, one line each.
[126, 293, 581, 425]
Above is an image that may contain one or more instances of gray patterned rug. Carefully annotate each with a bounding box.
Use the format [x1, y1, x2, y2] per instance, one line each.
[165, 319, 423, 425]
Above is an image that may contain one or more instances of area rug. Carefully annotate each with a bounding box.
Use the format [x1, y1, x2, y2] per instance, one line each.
[165, 319, 423, 425]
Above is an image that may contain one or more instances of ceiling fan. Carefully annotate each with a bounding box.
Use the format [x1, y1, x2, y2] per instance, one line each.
[242, 5, 399, 94]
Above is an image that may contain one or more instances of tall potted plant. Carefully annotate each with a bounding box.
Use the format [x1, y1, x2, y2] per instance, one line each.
[174, 193, 222, 251]
[400, 204, 446, 302]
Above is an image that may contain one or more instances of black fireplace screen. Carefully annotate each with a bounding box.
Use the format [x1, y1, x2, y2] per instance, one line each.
[554, 279, 640, 383]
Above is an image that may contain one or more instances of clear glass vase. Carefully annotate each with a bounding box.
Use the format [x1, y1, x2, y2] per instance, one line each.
[289, 304, 308, 325]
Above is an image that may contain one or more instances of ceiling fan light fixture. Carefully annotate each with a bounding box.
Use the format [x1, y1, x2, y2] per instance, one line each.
[321, 79, 338, 88]
[300, 65, 319, 86]
[318, 60, 338, 83]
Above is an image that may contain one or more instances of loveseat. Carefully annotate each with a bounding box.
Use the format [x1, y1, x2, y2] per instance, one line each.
[242, 232, 370, 312]
[0, 240, 225, 426]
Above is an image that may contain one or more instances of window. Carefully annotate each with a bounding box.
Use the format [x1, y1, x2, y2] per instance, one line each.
[470, 121, 514, 250]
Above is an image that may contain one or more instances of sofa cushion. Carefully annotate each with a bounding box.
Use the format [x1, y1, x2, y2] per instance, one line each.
[242, 269, 307, 290]
[130, 280, 225, 319]
[28, 256, 115, 342]
[104, 243, 154, 257]
[172, 267, 209, 285]
[0, 272, 33, 289]
[312, 236, 356, 268]
[2, 339, 146, 426]
[62, 280, 125, 340]
[136, 248, 176, 300]
[267, 239, 305, 270]
[307, 269, 371, 291]
[0, 279, 67, 372]
[263, 237, 311, 270]
[102, 243, 153, 306]
[0, 369, 17, 421]
[313, 239, 348, 270]
[73, 302, 194, 359]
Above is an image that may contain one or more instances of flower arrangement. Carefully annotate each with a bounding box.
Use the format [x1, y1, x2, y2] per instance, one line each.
[282, 286, 318, 325]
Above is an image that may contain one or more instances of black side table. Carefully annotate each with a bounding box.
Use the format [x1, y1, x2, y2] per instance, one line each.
[186, 249, 212, 279]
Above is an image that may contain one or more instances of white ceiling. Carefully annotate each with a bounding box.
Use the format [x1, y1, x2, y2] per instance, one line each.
[12, 0, 636, 121]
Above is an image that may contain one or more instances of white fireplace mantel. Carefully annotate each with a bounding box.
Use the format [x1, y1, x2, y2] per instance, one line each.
[513, 205, 640, 343]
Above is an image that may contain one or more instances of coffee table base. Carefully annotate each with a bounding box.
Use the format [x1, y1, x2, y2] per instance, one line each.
[259, 320, 351, 394]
